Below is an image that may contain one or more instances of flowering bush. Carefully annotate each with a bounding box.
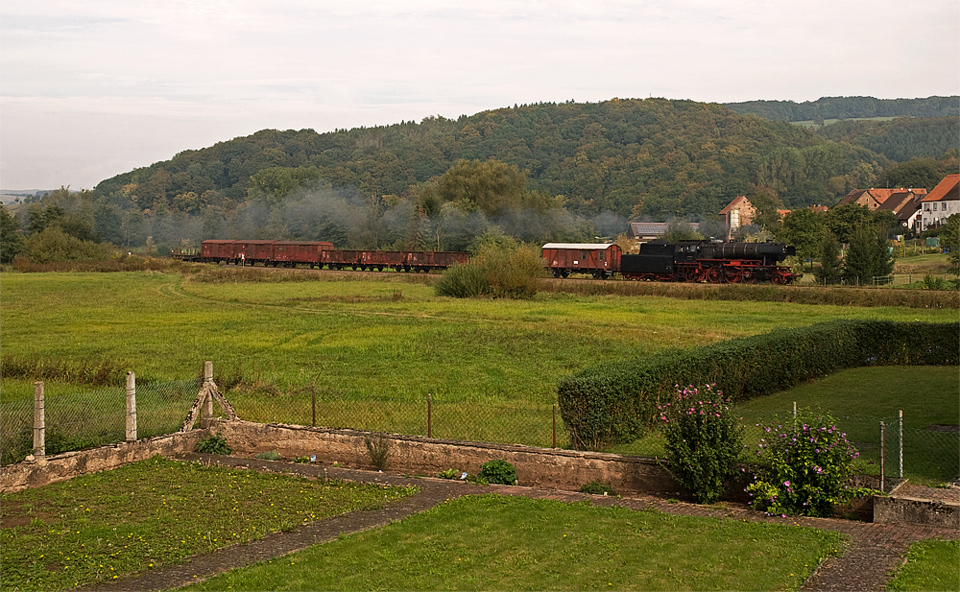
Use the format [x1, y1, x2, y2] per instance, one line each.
[659, 384, 743, 504]
[746, 410, 860, 517]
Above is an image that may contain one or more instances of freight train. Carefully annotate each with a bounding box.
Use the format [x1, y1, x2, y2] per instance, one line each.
[173, 240, 470, 272]
[542, 240, 800, 284]
[173, 238, 799, 284]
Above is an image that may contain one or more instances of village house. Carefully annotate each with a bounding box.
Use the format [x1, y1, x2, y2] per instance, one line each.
[919, 174, 960, 231]
[875, 189, 926, 233]
[835, 187, 927, 211]
[718, 195, 791, 239]
[719, 196, 755, 238]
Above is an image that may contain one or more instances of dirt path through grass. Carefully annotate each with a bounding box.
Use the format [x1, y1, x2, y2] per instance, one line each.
[72, 455, 958, 592]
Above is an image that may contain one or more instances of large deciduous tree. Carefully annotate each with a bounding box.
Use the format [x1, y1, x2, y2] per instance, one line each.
[436, 158, 526, 218]
[777, 208, 826, 267]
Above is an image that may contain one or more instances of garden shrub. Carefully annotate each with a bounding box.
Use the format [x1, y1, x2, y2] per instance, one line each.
[196, 432, 232, 455]
[746, 410, 861, 517]
[558, 320, 959, 450]
[659, 384, 743, 504]
[478, 459, 517, 485]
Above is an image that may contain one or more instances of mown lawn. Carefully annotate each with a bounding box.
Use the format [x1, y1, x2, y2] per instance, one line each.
[183, 494, 846, 592]
[0, 457, 416, 592]
[886, 539, 960, 592]
[607, 365, 959, 484]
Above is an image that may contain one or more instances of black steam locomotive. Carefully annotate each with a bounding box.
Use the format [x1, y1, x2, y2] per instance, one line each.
[543, 240, 800, 284]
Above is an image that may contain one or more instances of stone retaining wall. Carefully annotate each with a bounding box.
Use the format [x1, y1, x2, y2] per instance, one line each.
[1, 431, 205, 493]
[216, 420, 680, 495]
[874, 495, 960, 529]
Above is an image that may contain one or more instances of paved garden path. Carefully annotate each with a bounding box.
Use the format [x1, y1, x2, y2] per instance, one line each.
[77, 455, 958, 592]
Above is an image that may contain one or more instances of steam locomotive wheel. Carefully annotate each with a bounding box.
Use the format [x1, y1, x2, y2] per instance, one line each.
[724, 269, 742, 283]
[682, 268, 698, 282]
[705, 268, 722, 283]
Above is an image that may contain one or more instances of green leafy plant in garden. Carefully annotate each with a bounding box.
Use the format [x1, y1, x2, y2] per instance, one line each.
[195, 432, 231, 455]
[255, 451, 282, 460]
[437, 468, 459, 479]
[478, 459, 517, 485]
[746, 410, 862, 517]
[659, 384, 743, 504]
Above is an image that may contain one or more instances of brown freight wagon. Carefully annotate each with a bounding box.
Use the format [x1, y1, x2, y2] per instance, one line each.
[405, 251, 470, 272]
[541, 243, 622, 279]
[200, 240, 238, 262]
[274, 241, 334, 267]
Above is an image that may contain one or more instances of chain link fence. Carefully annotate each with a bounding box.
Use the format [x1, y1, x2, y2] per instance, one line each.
[5, 374, 956, 487]
[231, 390, 565, 449]
[1, 379, 201, 466]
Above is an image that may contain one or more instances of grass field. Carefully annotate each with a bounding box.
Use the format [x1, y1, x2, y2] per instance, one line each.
[0, 457, 416, 591]
[182, 494, 846, 592]
[1, 270, 957, 457]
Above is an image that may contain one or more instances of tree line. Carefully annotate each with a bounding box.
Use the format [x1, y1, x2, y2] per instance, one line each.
[724, 95, 959, 122]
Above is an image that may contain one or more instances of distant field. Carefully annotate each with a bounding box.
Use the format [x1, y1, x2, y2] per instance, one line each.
[793, 116, 896, 128]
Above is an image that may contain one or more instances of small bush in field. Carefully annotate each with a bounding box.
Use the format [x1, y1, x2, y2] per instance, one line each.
[659, 384, 742, 504]
[746, 410, 861, 517]
[434, 237, 545, 299]
[478, 459, 517, 485]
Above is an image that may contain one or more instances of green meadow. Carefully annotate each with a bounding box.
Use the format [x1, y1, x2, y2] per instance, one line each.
[1, 269, 957, 456]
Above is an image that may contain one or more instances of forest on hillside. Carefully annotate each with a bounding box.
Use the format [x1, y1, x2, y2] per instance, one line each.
[724, 95, 959, 122]
[4, 96, 958, 257]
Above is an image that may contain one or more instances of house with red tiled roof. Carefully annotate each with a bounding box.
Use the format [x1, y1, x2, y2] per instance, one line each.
[920, 174, 960, 231]
[719, 196, 755, 238]
[835, 187, 927, 211]
[876, 189, 926, 232]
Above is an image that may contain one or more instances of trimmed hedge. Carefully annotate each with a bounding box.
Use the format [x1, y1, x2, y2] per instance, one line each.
[557, 320, 959, 450]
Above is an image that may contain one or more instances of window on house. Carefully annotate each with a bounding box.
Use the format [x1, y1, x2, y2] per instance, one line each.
[933, 203, 938, 211]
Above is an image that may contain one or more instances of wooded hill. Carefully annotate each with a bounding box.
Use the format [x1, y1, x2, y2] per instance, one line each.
[724, 95, 959, 122]
[91, 97, 959, 222]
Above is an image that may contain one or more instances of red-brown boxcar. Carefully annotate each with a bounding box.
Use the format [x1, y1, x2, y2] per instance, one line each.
[405, 251, 470, 272]
[274, 241, 334, 267]
[200, 240, 237, 262]
[230, 240, 276, 265]
[542, 243, 622, 279]
[362, 250, 406, 270]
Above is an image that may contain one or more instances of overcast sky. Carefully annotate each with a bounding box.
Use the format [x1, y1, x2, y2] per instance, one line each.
[2, 0, 958, 191]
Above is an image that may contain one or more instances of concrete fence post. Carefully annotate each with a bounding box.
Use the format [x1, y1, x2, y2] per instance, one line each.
[33, 381, 45, 459]
[201, 361, 214, 429]
[126, 371, 137, 442]
[880, 421, 886, 492]
[898, 410, 903, 480]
